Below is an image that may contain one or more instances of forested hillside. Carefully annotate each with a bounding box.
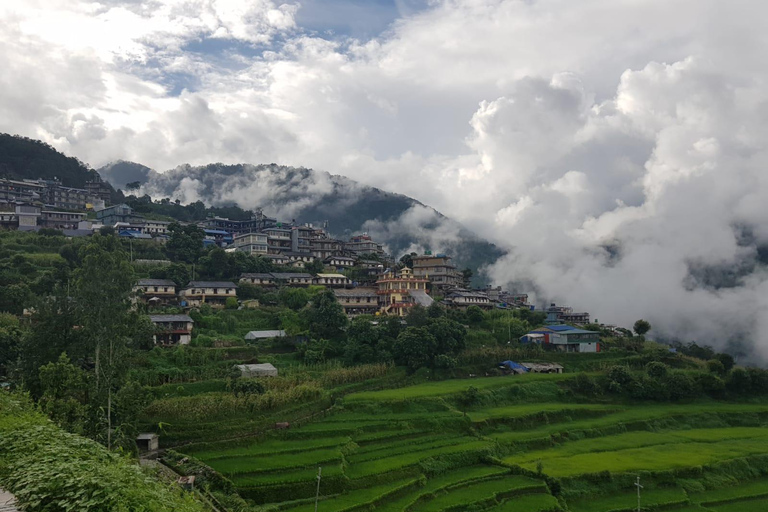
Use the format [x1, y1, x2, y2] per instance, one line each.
[0, 133, 101, 187]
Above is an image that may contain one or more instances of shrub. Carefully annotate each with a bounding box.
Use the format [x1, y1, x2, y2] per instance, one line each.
[646, 361, 669, 378]
[225, 297, 238, 309]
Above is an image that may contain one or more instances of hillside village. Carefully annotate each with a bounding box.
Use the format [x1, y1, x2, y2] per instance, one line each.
[2, 175, 611, 355]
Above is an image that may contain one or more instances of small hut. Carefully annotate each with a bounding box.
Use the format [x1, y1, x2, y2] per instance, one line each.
[136, 433, 159, 452]
[234, 363, 278, 378]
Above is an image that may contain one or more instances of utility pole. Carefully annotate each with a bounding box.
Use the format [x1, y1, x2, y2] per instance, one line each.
[635, 476, 643, 512]
[314, 466, 322, 512]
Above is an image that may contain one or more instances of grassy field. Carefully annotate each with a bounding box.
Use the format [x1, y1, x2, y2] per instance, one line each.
[159, 372, 768, 511]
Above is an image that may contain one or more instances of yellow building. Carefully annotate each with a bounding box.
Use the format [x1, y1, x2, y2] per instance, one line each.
[376, 267, 432, 316]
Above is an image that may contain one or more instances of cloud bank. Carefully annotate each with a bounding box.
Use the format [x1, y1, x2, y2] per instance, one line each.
[2, 0, 768, 358]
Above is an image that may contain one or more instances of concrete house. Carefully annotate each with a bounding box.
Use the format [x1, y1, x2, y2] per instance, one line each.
[245, 330, 286, 341]
[314, 273, 352, 288]
[270, 273, 313, 286]
[376, 267, 432, 316]
[134, 278, 177, 304]
[520, 324, 600, 353]
[233, 232, 269, 255]
[333, 288, 380, 317]
[444, 290, 493, 310]
[179, 281, 238, 307]
[412, 252, 463, 291]
[240, 273, 276, 286]
[149, 314, 194, 345]
[325, 255, 356, 269]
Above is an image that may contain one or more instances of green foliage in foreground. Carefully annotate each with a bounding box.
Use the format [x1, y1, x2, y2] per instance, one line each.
[0, 393, 206, 512]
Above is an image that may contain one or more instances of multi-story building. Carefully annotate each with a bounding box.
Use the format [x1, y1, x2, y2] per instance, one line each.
[545, 303, 590, 325]
[149, 314, 194, 345]
[262, 227, 293, 254]
[314, 273, 352, 288]
[333, 288, 380, 317]
[179, 281, 238, 307]
[310, 237, 343, 260]
[239, 273, 276, 286]
[85, 177, 112, 205]
[325, 255, 356, 269]
[201, 210, 277, 236]
[96, 204, 142, 225]
[270, 273, 314, 286]
[443, 290, 493, 310]
[40, 210, 87, 229]
[283, 251, 315, 268]
[0, 179, 47, 204]
[14, 204, 41, 228]
[134, 279, 177, 305]
[233, 232, 269, 255]
[143, 220, 171, 236]
[203, 229, 233, 247]
[49, 185, 90, 210]
[291, 226, 313, 253]
[345, 234, 386, 257]
[411, 253, 462, 291]
[376, 267, 432, 316]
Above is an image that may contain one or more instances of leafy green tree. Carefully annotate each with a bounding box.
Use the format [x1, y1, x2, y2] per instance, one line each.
[0, 314, 22, 379]
[633, 319, 651, 336]
[460, 268, 473, 287]
[149, 262, 190, 287]
[279, 287, 310, 310]
[305, 289, 348, 341]
[225, 296, 239, 309]
[344, 317, 381, 365]
[404, 304, 430, 327]
[456, 386, 480, 416]
[393, 326, 437, 371]
[428, 317, 467, 355]
[398, 252, 417, 269]
[75, 234, 136, 448]
[305, 259, 325, 275]
[427, 302, 445, 318]
[466, 305, 484, 324]
[165, 222, 205, 263]
[38, 353, 89, 434]
[0, 283, 32, 315]
[707, 359, 726, 376]
[646, 361, 669, 378]
[716, 353, 735, 372]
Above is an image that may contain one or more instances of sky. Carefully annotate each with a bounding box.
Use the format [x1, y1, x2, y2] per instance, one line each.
[3, 0, 768, 358]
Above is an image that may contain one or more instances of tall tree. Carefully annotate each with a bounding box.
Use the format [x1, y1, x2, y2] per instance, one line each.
[75, 234, 136, 448]
[305, 288, 348, 341]
[165, 223, 205, 263]
[633, 319, 651, 336]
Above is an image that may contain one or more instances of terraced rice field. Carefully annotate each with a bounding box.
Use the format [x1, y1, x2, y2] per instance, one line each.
[179, 375, 768, 511]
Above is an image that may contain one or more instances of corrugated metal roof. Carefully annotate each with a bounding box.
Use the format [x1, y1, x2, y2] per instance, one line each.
[137, 278, 176, 286]
[149, 314, 193, 323]
[409, 289, 434, 307]
[245, 330, 286, 339]
[185, 281, 238, 288]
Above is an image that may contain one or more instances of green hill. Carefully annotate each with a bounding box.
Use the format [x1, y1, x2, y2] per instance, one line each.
[0, 133, 102, 188]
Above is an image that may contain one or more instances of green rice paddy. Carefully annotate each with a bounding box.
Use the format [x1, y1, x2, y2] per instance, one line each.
[170, 375, 768, 511]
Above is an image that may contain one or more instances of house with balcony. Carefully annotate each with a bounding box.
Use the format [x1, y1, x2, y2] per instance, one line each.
[240, 273, 276, 286]
[270, 273, 314, 286]
[412, 252, 463, 291]
[283, 251, 315, 268]
[40, 210, 87, 230]
[311, 238, 343, 260]
[179, 281, 238, 307]
[149, 314, 194, 345]
[262, 227, 293, 254]
[233, 232, 269, 255]
[134, 279, 177, 305]
[314, 273, 351, 288]
[345, 234, 386, 257]
[545, 303, 590, 325]
[325, 255, 356, 269]
[333, 288, 380, 317]
[376, 267, 432, 316]
[520, 324, 600, 353]
[443, 290, 493, 310]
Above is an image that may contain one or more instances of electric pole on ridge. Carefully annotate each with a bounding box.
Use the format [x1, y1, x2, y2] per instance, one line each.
[314, 466, 322, 512]
[635, 475, 643, 512]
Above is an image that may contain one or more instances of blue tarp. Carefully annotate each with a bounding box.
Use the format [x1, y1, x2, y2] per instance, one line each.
[499, 360, 529, 372]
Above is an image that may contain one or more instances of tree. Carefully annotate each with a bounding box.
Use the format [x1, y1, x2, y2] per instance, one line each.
[399, 252, 417, 269]
[466, 305, 485, 324]
[456, 386, 480, 416]
[428, 318, 467, 356]
[460, 268, 473, 288]
[0, 314, 22, 379]
[305, 259, 325, 275]
[225, 297, 239, 309]
[75, 234, 136, 448]
[305, 289, 348, 341]
[392, 327, 437, 372]
[125, 181, 141, 190]
[707, 359, 726, 376]
[279, 287, 310, 310]
[633, 319, 651, 336]
[404, 305, 430, 327]
[344, 317, 381, 365]
[646, 361, 669, 378]
[427, 302, 445, 318]
[165, 223, 205, 263]
[716, 353, 735, 372]
[149, 262, 190, 288]
[38, 353, 89, 434]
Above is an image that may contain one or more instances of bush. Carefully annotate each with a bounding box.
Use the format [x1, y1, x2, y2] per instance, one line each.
[225, 297, 238, 309]
[646, 361, 669, 378]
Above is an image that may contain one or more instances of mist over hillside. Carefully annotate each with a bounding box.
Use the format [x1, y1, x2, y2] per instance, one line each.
[99, 161, 505, 278]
